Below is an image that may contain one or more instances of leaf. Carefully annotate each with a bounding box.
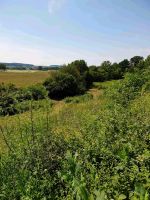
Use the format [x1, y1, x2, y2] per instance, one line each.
[94, 190, 106, 200]
[118, 194, 126, 200]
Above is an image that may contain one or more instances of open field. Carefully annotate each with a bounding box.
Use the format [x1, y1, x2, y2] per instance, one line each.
[0, 70, 51, 87]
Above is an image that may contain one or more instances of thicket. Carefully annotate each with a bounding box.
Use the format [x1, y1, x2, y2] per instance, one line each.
[43, 60, 91, 99]
[0, 83, 48, 116]
[43, 55, 150, 100]
[88, 55, 150, 82]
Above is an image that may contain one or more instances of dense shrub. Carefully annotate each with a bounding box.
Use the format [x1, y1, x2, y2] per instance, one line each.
[105, 70, 150, 106]
[27, 84, 48, 100]
[44, 72, 85, 100]
[0, 83, 48, 116]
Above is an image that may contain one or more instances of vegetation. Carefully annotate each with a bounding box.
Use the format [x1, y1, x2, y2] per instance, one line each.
[44, 60, 91, 99]
[0, 55, 150, 199]
[0, 83, 48, 116]
[0, 63, 6, 71]
[64, 93, 93, 104]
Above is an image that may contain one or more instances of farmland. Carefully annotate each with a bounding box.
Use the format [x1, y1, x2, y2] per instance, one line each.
[0, 70, 51, 87]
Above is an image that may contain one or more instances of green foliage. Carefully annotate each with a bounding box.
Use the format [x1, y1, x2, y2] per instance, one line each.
[67, 60, 88, 75]
[0, 83, 48, 116]
[44, 60, 94, 100]
[105, 70, 150, 106]
[27, 84, 48, 100]
[130, 56, 144, 68]
[44, 72, 84, 100]
[1, 60, 150, 199]
[119, 59, 130, 73]
[64, 93, 93, 104]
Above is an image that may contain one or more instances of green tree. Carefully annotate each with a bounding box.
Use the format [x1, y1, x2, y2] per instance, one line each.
[110, 63, 122, 79]
[89, 65, 98, 71]
[130, 56, 144, 67]
[119, 59, 130, 73]
[44, 72, 84, 99]
[60, 64, 80, 79]
[145, 55, 150, 68]
[98, 61, 112, 81]
[68, 60, 88, 75]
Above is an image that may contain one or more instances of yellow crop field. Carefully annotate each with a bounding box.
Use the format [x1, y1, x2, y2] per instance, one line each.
[0, 70, 52, 87]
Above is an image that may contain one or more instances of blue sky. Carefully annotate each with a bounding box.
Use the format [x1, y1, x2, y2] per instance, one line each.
[0, 0, 150, 65]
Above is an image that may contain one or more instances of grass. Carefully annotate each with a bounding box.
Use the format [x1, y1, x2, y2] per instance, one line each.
[93, 79, 121, 89]
[0, 88, 102, 153]
[0, 70, 52, 87]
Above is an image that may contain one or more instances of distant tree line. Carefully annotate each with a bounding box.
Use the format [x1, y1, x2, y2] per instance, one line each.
[88, 55, 150, 82]
[44, 55, 150, 99]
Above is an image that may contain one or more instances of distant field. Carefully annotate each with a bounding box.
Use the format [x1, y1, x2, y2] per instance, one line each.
[0, 70, 52, 87]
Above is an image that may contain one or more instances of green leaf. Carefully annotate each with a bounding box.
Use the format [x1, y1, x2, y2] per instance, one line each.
[118, 194, 126, 200]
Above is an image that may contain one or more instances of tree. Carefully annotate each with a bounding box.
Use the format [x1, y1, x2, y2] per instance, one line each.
[44, 72, 84, 99]
[110, 63, 122, 79]
[98, 61, 112, 81]
[145, 55, 150, 68]
[68, 60, 88, 75]
[130, 56, 144, 67]
[60, 64, 80, 79]
[0, 63, 6, 71]
[89, 65, 98, 71]
[119, 59, 130, 73]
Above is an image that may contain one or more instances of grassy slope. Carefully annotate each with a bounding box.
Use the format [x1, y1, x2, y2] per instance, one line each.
[0, 79, 150, 199]
[0, 88, 103, 153]
[1, 78, 149, 154]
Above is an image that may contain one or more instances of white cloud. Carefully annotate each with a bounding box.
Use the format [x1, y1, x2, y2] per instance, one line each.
[48, 0, 66, 14]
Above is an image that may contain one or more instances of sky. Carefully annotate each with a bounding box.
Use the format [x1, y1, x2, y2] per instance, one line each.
[0, 0, 150, 66]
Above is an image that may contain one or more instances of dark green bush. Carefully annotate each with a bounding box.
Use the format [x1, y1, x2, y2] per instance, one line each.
[27, 84, 48, 100]
[0, 83, 48, 116]
[44, 72, 85, 100]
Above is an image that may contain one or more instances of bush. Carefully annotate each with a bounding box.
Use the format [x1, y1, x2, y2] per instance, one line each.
[105, 71, 149, 106]
[44, 72, 85, 100]
[0, 83, 48, 116]
[27, 84, 48, 100]
[14, 99, 53, 114]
